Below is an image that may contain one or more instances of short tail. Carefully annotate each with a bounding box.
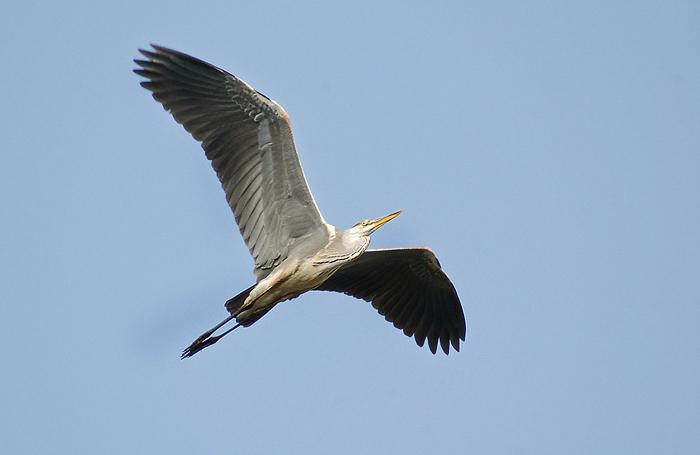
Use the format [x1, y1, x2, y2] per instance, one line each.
[225, 285, 275, 328]
[224, 285, 255, 315]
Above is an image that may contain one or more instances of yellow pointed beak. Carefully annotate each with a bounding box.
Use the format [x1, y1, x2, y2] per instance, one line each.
[368, 210, 402, 233]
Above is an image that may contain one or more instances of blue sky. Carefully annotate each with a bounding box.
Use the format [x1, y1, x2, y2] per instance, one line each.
[2, 1, 699, 453]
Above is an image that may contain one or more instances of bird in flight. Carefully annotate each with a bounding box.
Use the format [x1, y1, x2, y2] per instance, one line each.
[134, 45, 466, 357]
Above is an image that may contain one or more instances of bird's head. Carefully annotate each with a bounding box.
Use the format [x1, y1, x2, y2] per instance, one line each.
[351, 210, 402, 235]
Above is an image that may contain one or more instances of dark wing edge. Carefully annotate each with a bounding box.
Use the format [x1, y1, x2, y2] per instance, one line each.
[133, 45, 327, 279]
[317, 248, 466, 354]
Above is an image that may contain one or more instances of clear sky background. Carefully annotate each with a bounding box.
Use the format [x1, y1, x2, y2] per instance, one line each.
[2, 1, 698, 453]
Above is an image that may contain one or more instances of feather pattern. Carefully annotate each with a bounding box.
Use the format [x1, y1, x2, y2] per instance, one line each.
[134, 45, 327, 279]
[317, 248, 466, 354]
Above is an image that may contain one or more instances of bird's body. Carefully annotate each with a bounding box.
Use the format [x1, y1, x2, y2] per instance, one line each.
[135, 45, 466, 356]
[239, 224, 370, 321]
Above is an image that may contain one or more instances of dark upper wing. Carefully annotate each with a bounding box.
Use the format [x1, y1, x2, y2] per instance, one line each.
[134, 45, 327, 279]
[317, 248, 466, 354]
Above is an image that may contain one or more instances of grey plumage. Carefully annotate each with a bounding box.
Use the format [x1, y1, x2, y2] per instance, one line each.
[134, 45, 466, 356]
[135, 45, 326, 279]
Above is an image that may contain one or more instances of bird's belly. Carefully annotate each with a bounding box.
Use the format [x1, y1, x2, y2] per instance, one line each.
[245, 258, 341, 311]
[276, 260, 339, 299]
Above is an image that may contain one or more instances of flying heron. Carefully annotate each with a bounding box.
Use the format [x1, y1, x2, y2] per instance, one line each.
[134, 45, 466, 357]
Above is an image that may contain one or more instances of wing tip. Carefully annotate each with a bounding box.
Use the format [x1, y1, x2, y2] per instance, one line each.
[427, 335, 439, 354]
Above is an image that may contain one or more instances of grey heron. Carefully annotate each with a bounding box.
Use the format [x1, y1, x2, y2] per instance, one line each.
[134, 45, 466, 357]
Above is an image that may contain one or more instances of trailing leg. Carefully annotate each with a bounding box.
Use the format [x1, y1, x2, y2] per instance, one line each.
[181, 285, 255, 359]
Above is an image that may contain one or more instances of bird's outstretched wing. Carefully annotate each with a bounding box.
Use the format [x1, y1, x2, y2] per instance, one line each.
[134, 45, 327, 279]
[317, 248, 466, 354]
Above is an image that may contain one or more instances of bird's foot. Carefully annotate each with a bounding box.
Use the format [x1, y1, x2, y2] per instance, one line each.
[181, 334, 220, 359]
